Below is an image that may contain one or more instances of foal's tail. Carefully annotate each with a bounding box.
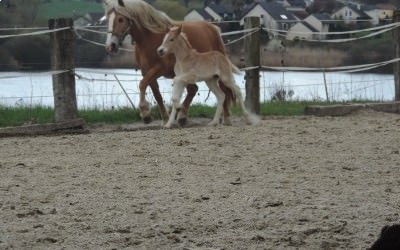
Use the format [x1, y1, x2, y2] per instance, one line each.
[229, 82, 260, 125]
[223, 65, 260, 126]
[230, 62, 241, 75]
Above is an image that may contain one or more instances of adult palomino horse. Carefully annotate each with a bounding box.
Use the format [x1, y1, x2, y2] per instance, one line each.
[103, 0, 234, 125]
[157, 25, 259, 128]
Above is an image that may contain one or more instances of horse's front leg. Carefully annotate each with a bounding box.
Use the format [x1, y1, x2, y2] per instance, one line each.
[149, 81, 169, 125]
[177, 83, 198, 126]
[138, 66, 164, 124]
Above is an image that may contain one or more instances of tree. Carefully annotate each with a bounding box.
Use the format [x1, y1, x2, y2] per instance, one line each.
[154, 0, 188, 20]
[0, 0, 40, 26]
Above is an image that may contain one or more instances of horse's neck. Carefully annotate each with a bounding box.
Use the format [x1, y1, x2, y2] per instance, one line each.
[129, 22, 159, 47]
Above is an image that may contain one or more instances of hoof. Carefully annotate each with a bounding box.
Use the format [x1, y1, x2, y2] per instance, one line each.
[223, 118, 232, 126]
[178, 117, 188, 127]
[143, 116, 152, 124]
[207, 121, 219, 126]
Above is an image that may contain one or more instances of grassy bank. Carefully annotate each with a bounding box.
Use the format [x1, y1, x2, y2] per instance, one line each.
[37, 0, 103, 21]
[0, 101, 329, 128]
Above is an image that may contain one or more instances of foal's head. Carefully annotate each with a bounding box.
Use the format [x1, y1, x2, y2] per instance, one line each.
[157, 25, 190, 57]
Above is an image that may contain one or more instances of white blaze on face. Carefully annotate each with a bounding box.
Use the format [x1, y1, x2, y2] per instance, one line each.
[106, 12, 115, 47]
[158, 32, 171, 55]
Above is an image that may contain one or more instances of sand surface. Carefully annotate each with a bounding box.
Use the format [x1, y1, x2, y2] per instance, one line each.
[1, 111, 400, 250]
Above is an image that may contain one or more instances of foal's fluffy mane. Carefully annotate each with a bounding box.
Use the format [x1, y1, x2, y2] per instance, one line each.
[103, 0, 176, 33]
[179, 32, 193, 50]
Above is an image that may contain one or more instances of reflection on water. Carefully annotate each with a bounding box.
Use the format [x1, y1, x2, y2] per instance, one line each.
[0, 68, 395, 109]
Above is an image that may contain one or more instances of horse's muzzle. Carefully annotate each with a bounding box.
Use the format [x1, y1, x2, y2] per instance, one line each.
[106, 42, 119, 54]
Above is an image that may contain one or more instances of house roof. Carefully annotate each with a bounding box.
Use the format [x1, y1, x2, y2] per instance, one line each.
[207, 3, 234, 15]
[242, 1, 297, 21]
[290, 10, 309, 20]
[301, 21, 319, 32]
[188, 8, 213, 20]
[313, 13, 331, 22]
[376, 3, 398, 10]
[288, 0, 307, 8]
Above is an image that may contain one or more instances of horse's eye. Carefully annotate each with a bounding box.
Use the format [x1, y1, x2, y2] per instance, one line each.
[118, 18, 124, 23]
[169, 38, 174, 42]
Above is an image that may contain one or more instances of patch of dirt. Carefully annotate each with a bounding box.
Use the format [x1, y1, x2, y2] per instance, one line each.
[1, 111, 400, 249]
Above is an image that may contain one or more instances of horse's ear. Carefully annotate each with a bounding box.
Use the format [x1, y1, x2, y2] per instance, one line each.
[170, 26, 179, 32]
[118, 0, 125, 7]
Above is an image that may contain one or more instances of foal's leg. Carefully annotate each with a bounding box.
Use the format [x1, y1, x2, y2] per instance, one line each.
[177, 84, 198, 126]
[218, 80, 233, 126]
[164, 79, 186, 128]
[206, 79, 225, 126]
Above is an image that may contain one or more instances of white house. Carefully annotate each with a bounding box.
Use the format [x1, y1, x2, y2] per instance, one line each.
[286, 13, 330, 41]
[363, 4, 397, 25]
[240, 1, 297, 35]
[184, 9, 213, 21]
[304, 13, 330, 33]
[331, 5, 369, 24]
[286, 21, 318, 40]
[184, 3, 233, 22]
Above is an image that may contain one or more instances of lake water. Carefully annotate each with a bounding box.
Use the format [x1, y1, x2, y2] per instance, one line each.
[0, 68, 395, 109]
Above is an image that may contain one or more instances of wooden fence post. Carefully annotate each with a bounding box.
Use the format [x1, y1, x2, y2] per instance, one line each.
[244, 16, 260, 114]
[48, 18, 78, 122]
[394, 10, 400, 101]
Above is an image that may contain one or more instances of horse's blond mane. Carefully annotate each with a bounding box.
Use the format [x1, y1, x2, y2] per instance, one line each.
[104, 0, 176, 33]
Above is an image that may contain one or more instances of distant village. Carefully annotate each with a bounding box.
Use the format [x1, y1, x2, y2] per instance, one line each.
[74, 0, 399, 41]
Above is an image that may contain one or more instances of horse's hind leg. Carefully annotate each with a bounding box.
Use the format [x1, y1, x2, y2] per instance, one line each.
[206, 79, 225, 126]
[177, 84, 198, 126]
[218, 80, 233, 126]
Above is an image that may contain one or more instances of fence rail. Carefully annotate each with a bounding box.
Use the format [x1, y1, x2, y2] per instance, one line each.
[0, 69, 395, 109]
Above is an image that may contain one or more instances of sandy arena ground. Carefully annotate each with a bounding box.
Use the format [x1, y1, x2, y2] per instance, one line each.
[1, 110, 400, 250]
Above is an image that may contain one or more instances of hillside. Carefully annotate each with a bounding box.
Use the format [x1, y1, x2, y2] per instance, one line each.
[38, 0, 103, 20]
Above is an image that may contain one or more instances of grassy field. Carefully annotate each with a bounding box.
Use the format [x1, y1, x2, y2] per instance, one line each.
[0, 101, 327, 127]
[38, 0, 103, 20]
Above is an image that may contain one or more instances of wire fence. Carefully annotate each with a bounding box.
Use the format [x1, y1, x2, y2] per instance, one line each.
[0, 69, 394, 109]
[0, 19, 399, 110]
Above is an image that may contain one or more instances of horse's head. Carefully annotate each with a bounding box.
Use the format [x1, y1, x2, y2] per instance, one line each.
[105, 9, 132, 54]
[105, 6, 132, 54]
[157, 25, 182, 57]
